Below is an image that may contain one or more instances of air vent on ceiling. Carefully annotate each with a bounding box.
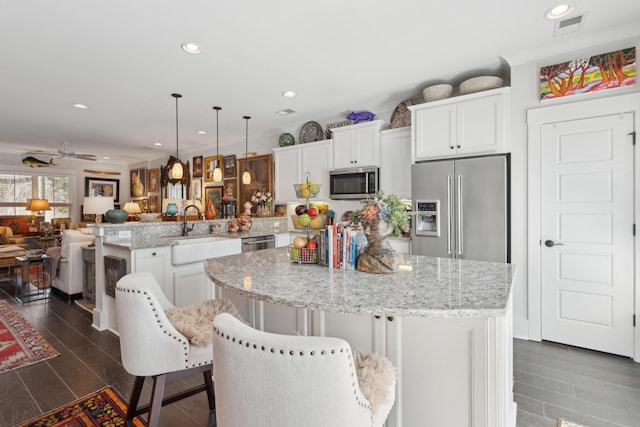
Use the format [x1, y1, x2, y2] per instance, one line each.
[554, 13, 586, 37]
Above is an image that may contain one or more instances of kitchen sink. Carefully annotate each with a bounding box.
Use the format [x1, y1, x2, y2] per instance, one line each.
[170, 236, 242, 266]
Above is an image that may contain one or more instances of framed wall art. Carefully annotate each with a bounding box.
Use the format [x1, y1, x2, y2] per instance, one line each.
[191, 179, 203, 200]
[205, 186, 223, 212]
[539, 46, 636, 101]
[85, 177, 119, 202]
[130, 167, 147, 197]
[204, 155, 223, 183]
[193, 155, 203, 178]
[223, 155, 236, 179]
[147, 168, 160, 193]
[236, 154, 273, 210]
[148, 195, 159, 213]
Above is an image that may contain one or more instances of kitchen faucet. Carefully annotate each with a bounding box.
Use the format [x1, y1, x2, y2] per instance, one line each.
[182, 204, 203, 236]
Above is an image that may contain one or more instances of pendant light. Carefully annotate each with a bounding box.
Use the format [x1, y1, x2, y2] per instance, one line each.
[242, 115, 252, 185]
[171, 93, 183, 180]
[213, 106, 223, 182]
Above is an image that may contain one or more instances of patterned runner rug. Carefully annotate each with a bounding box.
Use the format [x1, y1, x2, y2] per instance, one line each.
[16, 386, 146, 426]
[0, 299, 59, 373]
[558, 418, 589, 427]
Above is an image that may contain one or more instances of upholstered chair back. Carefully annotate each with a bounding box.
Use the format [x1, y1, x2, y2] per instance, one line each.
[212, 312, 391, 427]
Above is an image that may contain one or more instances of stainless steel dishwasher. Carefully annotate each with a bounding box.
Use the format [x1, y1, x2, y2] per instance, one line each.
[241, 235, 276, 252]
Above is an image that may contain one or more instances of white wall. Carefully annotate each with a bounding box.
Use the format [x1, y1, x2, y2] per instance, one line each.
[508, 38, 639, 338]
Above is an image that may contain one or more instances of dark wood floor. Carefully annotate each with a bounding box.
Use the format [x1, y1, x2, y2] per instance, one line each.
[0, 275, 212, 427]
[514, 337, 640, 427]
[2, 272, 640, 427]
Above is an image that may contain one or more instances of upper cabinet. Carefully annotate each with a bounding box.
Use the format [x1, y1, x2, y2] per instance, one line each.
[380, 127, 411, 199]
[410, 87, 510, 162]
[273, 140, 333, 202]
[332, 120, 383, 169]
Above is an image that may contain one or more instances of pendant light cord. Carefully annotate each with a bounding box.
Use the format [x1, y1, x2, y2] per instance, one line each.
[214, 106, 221, 157]
[172, 93, 182, 159]
[243, 116, 251, 171]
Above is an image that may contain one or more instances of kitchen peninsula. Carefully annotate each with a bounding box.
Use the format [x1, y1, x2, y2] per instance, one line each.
[205, 247, 517, 427]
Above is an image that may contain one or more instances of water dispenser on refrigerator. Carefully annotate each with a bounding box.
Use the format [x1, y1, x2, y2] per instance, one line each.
[414, 200, 439, 237]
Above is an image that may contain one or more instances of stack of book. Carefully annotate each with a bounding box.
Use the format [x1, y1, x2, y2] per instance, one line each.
[316, 223, 367, 269]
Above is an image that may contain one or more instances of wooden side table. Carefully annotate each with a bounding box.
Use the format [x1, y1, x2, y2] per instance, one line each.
[14, 254, 52, 303]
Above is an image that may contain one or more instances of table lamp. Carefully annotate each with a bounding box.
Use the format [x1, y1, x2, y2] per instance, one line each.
[83, 196, 114, 223]
[26, 199, 51, 229]
[123, 201, 142, 221]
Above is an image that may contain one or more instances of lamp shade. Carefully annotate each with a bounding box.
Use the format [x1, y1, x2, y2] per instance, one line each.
[26, 199, 51, 211]
[83, 196, 114, 215]
[123, 201, 142, 214]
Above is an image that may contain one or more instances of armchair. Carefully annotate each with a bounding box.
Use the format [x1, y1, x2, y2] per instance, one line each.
[52, 228, 95, 298]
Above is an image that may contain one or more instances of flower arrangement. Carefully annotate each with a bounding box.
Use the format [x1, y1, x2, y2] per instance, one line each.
[348, 192, 412, 236]
[251, 189, 273, 206]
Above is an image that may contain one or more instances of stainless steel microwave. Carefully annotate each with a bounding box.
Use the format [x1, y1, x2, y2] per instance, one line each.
[329, 166, 379, 200]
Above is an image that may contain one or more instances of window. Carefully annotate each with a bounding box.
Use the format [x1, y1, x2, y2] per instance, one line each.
[0, 173, 71, 222]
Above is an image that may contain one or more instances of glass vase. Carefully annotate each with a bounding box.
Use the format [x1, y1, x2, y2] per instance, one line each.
[256, 204, 271, 217]
[356, 219, 399, 274]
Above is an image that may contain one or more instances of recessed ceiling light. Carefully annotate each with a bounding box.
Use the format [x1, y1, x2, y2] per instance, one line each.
[103, 156, 110, 160]
[181, 43, 202, 54]
[153, 142, 162, 146]
[546, 3, 574, 19]
[282, 91, 296, 98]
[197, 130, 207, 135]
[276, 109, 296, 115]
[72, 103, 89, 109]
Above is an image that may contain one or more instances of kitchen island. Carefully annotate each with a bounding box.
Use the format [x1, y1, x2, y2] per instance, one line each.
[205, 247, 517, 427]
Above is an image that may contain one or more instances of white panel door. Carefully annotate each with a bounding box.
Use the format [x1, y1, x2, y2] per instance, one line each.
[541, 113, 634, 356]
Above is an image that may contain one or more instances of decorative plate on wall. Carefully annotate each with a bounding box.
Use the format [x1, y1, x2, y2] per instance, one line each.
[299, 121, 324, 143]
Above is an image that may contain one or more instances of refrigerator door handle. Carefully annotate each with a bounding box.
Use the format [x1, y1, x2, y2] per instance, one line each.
[457, 174, 463, 256]
[447, 175, 452, 255]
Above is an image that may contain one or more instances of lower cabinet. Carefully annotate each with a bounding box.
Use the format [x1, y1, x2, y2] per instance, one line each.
[308, 307, 514, 427]
[173, 264, 212, 307]
[131, 247, 172, 298]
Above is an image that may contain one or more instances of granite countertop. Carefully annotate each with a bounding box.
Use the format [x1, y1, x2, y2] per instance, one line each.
[205, 247, 515, 318]
[104, 230, 288, 250]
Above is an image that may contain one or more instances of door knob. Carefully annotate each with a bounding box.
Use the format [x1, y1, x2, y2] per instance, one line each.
[544, 240, 564, 247]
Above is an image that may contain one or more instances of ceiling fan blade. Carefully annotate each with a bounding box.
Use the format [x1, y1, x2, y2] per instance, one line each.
[24, 150, 59, 156]
[73, 153, 97, 158]
[73, 155, 98, 161]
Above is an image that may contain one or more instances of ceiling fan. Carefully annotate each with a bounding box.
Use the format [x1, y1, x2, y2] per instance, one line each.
[25, 141, 98, 161]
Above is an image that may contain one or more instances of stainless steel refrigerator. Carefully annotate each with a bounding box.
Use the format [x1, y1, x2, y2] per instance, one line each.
[411, 154, 509, 263]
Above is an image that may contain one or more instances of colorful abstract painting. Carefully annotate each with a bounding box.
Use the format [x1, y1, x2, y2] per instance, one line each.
[540, 47, 636, 101]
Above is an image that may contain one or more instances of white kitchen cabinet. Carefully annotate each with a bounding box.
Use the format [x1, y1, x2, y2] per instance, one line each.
[410, 87, 510, 162]
[273, 140, 332, 202]
[311, 311, 376, 354]
[275, 233, 290, 248]
[173, 265, 210, 307]
[332, 120, 383, 169]
[131, 246, 172, 299]
[273, 145, 302, 202]
[380, 127, 411, 199]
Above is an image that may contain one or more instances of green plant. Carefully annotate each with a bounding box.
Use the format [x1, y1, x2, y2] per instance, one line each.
[348, 192, 413, 236]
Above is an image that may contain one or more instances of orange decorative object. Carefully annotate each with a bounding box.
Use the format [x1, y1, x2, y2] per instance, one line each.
[205, 197, 217, 220]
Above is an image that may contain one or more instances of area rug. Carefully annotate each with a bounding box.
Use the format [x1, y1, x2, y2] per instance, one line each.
[558, 418, 589, 427]
[0, 300, 59, 373]
[17, 386, 146, 426]
[75, 298, 95, 314]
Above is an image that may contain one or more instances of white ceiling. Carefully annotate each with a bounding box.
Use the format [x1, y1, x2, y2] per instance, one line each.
[0, 0, 638, 164]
